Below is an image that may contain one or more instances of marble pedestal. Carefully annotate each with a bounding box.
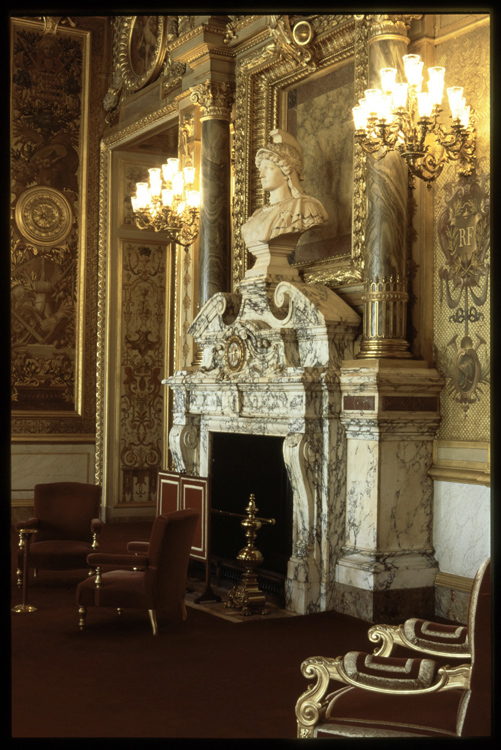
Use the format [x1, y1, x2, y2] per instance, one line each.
[164, 243, 361, 614]
[335, 360, 444, 622]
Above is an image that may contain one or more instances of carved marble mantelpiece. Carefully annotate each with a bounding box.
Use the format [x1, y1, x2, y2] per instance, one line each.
[335, 359, 445, 621]
[165, 251, 361, 614]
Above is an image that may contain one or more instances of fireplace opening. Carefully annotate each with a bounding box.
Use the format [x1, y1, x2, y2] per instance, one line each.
[209, 433, 293, 579]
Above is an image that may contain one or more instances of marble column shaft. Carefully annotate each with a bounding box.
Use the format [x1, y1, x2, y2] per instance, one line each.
[359, 26, 412, 358]
[198, 117, 232, 308]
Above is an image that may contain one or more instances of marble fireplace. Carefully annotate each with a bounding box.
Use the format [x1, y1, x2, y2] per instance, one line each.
[165, 238, 362, 614]
[166, 236, 445, 618]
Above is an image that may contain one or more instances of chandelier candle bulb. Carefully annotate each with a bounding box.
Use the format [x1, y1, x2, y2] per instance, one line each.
[447, 86, 464, 119]
[379, 94, 393, 122]
[162, 189, 174, 207]
[392, 83, 409, 110]
[148, 168, 162, 195]
[403, 54, 424, 87]
[380, 67, 397, 94]
[187, 190, 200, 209]
[417, 92, 433, 119]
[364, 89, 383, 115]
[353, 105, 368, 131]
[135, 182, 150, 209]
[427, 67, 445, 105]
[183, 166, 195, 185]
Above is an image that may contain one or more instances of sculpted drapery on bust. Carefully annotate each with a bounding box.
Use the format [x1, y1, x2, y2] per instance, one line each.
[240, 129, 329, 248]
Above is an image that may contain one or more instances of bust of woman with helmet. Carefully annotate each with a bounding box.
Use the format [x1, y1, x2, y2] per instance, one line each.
[240, 129, 329, 249]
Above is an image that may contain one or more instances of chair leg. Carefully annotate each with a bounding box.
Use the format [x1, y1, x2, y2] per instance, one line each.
[148, 609, 158, 636]
[33, 569, 38, 578]
[78, 606, 87, 630]
[181, 600, 188, 621]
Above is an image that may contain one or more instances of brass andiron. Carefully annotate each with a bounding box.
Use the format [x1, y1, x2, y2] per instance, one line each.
[223, 494, 275, 616]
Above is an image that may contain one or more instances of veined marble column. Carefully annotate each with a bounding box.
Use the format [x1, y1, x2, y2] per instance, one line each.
[357, 15, 417, 359]
[191, 81, 234, 309]
[335, 360, 444, 622]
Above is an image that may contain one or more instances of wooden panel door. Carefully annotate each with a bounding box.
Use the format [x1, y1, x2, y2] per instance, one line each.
[180, 475, 209, 561]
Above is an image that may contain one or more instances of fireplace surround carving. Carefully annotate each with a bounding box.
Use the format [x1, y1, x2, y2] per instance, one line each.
[165, 256, 361, 614]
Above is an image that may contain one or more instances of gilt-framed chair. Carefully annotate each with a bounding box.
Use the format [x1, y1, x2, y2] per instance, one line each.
[15, 482, 103, 587]
[296, 557, 491, 738]
[76, 508, 200, 635]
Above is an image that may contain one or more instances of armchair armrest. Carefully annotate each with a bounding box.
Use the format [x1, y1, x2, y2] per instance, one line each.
[368, 618, 470, 658]
[86, 552, 148, 568]
[127, 541, 149, 553]
[296, 653, 471, 736]
[14, 517, 39, 532]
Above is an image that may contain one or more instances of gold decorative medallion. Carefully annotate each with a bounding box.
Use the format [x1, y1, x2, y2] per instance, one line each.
[119, 16, 167, 93]
[15, 186, 73, 246]
[225, 335, 246, 373]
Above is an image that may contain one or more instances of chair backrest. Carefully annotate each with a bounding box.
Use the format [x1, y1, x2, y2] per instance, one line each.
[33, 482, 102, 542]
[143, 509, 200, 614]
[458, 557, 491, 736]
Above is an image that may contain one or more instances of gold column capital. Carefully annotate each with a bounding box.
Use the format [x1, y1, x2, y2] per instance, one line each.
[190, 80, 235, 121]
[363, 14, 421, 42]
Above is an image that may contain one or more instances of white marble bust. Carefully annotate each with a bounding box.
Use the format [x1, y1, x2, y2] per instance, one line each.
[241, 129, 329, 248]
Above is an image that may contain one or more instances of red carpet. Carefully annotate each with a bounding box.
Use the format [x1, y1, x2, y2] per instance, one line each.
[10, 522, 380, 738]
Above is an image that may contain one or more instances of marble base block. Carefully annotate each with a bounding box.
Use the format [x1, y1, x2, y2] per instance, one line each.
[435, 584, 469, 624]
[331, 580, 436, 623]
[245, 236, 300, 282]
[335, 550, 438, 591]
[285, 556, 322, 614]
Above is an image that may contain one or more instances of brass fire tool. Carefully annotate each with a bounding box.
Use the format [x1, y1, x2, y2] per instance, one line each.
[222, 494, 275, 616]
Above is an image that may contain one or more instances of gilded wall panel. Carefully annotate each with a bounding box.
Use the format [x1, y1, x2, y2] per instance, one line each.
[118, 241, 167, 506]
[232, 15, 359, 288]
[10, 17, 107, 436]
[432, 21, 490, 442]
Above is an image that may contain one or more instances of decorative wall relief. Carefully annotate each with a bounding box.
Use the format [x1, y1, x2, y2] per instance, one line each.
[433, 19, 490, 440]
[11, 19, 88, 418]
[119, 242, 167, 505]
[436, 177, 490, 415]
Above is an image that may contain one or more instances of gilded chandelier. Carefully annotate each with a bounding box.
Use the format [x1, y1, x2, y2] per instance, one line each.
[131, 156, 200, 247]
[353, 54, 476, 188]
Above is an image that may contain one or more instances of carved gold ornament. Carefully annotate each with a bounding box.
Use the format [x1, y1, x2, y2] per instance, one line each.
[225, 334, 246, 373]
[119, 16, 167, 93]
[15, 186, 73, 246]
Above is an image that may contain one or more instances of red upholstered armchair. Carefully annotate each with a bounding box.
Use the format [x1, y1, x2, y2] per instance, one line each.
[15, 482, 103, 587]
[76, 509, 200, 635]
[296, 558, 491, 738]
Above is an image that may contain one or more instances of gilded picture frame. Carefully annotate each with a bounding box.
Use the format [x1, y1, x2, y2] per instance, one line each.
[232, 14, 367, 291]
[119, 15, 168, 94]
